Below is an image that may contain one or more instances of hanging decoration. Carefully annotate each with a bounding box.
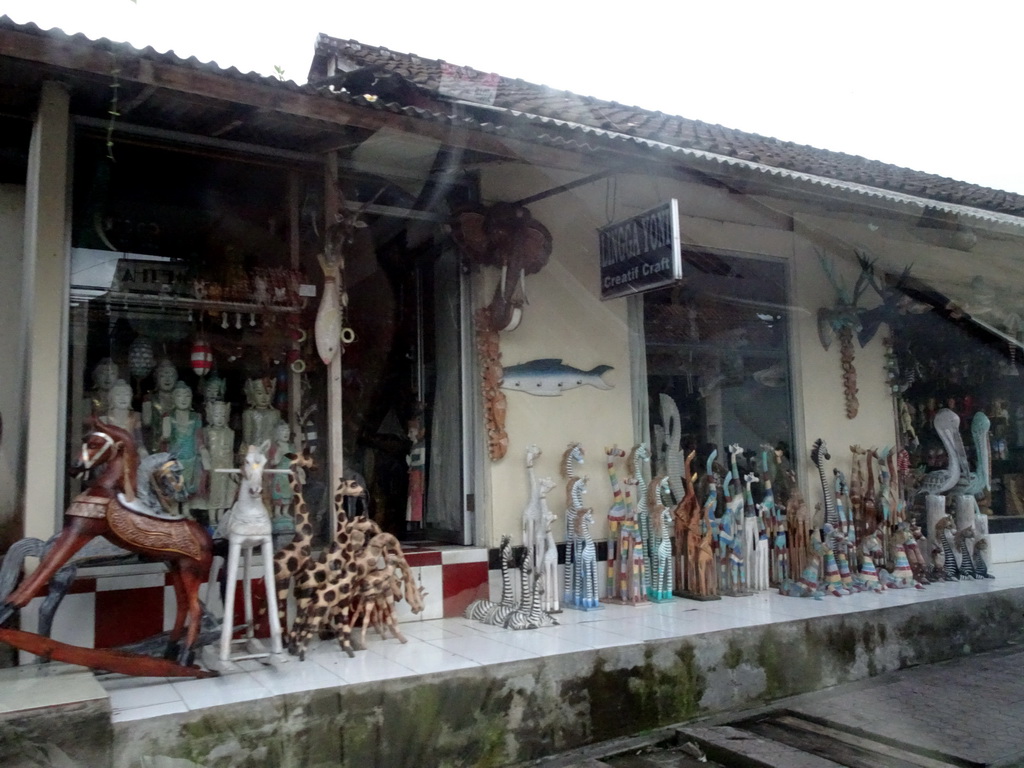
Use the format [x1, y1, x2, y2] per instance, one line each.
[815, 251, 876, 419]
[128, 336, 156, 381]
[450, 202, 553, 333]
[449, 202, 553, 461]
[190, 337, 214, 377]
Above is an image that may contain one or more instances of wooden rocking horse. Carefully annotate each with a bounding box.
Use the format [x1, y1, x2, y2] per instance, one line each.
[0, 420, 215, 677]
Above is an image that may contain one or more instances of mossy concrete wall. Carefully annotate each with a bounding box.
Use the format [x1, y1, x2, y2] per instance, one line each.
[14, 589, 1023, 768]
[0, 682, 112, 767]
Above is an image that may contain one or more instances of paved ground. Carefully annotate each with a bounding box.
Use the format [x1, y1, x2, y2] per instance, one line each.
[525, 643, 1024, 767]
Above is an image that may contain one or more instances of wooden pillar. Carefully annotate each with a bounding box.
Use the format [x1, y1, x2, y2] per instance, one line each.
[287, 170, 301, 440]
[324, 155, 344, 501]
[21, 81, 71, 539]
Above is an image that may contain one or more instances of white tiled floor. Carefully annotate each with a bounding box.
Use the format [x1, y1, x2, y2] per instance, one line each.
[83, 561, 1024, 723]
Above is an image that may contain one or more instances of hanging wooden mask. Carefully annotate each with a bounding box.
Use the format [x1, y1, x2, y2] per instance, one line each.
[450, 202, 553, 332]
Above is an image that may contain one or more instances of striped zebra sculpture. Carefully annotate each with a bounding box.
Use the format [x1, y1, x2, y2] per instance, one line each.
[464, 537, 559, 629]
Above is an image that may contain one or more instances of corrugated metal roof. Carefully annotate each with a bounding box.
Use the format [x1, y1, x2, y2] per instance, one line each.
[313, 34, 1024, 223]
[3, 16, 1024, 229]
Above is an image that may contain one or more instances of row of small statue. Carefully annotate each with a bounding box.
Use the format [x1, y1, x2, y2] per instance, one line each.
[86, 357, 296, 521]
[484, 432, 995, 620]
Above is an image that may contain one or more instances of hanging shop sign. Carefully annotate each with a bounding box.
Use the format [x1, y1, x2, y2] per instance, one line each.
[599, 199, 682, 300]
[113, 256, 192, 296]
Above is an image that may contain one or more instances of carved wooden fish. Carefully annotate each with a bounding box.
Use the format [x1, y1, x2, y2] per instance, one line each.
[500, 359, 613, 396]
[315, 256, 341, 365]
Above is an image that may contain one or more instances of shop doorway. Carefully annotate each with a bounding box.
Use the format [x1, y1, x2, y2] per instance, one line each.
[340, 225, 467, 544]
[643, 249, 795, 475]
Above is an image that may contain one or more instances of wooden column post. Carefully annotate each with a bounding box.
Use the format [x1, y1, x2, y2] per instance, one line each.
[22, 81, 71, 539]
[324, 155, 344, 506]
[287, 171, 301, 440]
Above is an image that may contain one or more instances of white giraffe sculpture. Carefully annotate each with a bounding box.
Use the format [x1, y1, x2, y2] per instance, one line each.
[529, 476, 558, 610]
[541, 509, 560, 612]
[207, 441, 290, 666]
[522, 444, 543, 574]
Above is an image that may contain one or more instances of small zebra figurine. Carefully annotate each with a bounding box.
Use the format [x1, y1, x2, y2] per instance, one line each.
[935, 516, 960, 581]
[574, 508, 601, 609]
[464, 535, 514, 623]
[954, 526, 977, 579]
[973, 537, 995, 579]
[504, 574, 544, 630]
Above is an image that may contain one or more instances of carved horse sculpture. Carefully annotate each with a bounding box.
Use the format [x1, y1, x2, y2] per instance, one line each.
[0, 421, 214, 674]
[208, 441, 285, 665]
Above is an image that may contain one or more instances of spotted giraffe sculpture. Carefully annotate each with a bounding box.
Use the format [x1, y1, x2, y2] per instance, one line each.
[271, 450, 316, 639]
[694, 451, 721, 599]
[288, 473, 414, 659]
[785, 470, 812, 581]
[758, 446, 785, 585]
[351, 549, 426, 648]
[290, 516, 413, 659]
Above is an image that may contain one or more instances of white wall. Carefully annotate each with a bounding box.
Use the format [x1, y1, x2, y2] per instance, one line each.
[472, 165, 932, 548]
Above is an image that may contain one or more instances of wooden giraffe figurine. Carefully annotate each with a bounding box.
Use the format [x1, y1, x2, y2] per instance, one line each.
[696, 524, 716, 597]
[522, 444, 543, 574]
[672, 450, 698, 595]
[271, 450, 316, 640]
[290, 514, 412, 659]
[785, 470, 811, 581]
[351, 550, 426, 648]
[287, 472, 377, 659]
[604, 446, 629, 600]
[541, 509, 560, 613]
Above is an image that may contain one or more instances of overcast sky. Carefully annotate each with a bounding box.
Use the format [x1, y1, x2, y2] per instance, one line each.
[6, 0, 1023, 195]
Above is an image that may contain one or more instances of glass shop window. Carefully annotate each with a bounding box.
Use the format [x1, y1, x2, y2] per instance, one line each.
[644, 250, 795, 487]
[882, 259, 1024, 521]
[67, 134, 333, 545]
[67, 132, 465, 547]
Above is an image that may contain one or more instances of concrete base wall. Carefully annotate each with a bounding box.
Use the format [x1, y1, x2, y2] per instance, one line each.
[0, 669, 111, 768]
[107, 588, 1024, 768]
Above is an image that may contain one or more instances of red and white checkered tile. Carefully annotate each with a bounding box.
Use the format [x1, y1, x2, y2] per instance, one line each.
[17, 546, 490, 660]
